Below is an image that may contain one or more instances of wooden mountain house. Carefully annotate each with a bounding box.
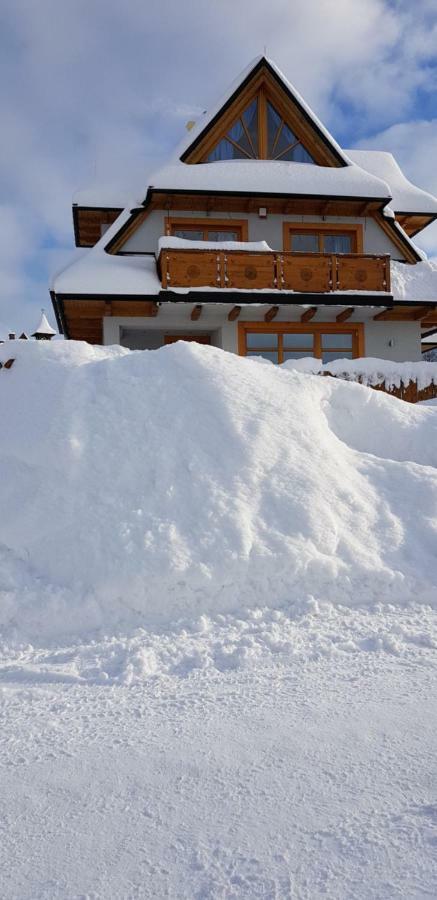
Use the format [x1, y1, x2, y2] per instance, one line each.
[51, 57, 437, 364]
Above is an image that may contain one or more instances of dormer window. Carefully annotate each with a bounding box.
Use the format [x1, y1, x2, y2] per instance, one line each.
[206, 96, 315, 164]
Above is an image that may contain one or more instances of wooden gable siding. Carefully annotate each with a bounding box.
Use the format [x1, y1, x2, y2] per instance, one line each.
[73, 207, 123, 247]
[396, 213, 437, 238]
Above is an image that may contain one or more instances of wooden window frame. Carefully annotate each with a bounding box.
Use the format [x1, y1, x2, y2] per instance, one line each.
[185, 67, 343, 168]
[238, 321, 364, 362]
[204, 90, 314, 164]
[283, 222, 364, 254]
[166, 217, 249, 241]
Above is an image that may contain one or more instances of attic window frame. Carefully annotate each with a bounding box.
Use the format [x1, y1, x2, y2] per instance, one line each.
[203, 86, 316, 164]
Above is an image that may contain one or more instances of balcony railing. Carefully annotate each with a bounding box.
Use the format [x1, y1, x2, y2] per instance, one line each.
[158, 249, 391, 294]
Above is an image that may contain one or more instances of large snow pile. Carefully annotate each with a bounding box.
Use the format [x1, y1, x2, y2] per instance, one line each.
[1, 340, 437, 646]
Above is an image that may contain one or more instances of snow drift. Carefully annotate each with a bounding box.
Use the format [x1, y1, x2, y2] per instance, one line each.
[1, 340, 437, 645]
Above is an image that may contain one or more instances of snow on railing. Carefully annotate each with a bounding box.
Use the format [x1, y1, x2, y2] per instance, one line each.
[282, 357, 437, 402]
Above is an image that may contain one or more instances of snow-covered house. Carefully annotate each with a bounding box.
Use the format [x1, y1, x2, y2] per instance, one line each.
[51, 56, 437, 363]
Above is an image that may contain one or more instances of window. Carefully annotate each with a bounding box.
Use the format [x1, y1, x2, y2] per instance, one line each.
[239, 323, 363, 363]
[206, 96, 315, 164]
[168, 218, 248, 242]
[284, 223, 363, 254]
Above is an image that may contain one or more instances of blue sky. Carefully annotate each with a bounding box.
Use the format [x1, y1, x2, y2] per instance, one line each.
[1, 0, 437, 334]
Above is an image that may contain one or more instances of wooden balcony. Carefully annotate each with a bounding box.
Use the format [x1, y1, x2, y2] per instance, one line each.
[158, 248, 391, 294]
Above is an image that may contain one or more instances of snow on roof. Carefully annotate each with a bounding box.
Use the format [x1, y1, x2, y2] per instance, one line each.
[174, 56, 349, 165]
[33, 312, 57, 336]
[148, 158, 390, 200]
[346, 150, 437, 215]
[51, 210, 161, 296]
[391, 259, 437, 302]
[52, 250, 161, 297]
[73, 178, 145, 209]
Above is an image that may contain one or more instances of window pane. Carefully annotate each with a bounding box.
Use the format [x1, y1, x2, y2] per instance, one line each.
[207, 138, 247, 161]
[267, 101, 282, 156]
[283, 351, 314, 360]
[272, 122, 298, 158]
[321, 333, 353, 349]
[283, 332, 314, 348]
[246, 333, 278, 349]
[173, 229, 204, 241]
[323, 234, 352, 253]
[291, 233, 319, 253]
[285, 143, 314, 164]
[242, 99, 258, 155]
[322, 351, 353, 363]
[207, 230, 239, 242]
[247, 351, 278, 363]
[227, 118, 253, 157]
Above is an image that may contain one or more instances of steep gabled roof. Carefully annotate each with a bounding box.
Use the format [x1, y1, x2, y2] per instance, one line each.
[178, 56, 349, 168]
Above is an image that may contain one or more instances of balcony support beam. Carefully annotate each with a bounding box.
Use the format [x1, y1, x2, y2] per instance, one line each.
[228, 306, 242, 321]
[191, 304, 203, 321]
[373, 305, 431, 321]
[264, 306, 279, 322]
[301, 307, 317, 323]
[336, 307, 355, 322]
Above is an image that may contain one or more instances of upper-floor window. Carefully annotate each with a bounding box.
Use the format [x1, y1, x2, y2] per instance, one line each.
[206, 97, 315, 164]
[168, 218, 248, 242]
[283, 223, 363, 254]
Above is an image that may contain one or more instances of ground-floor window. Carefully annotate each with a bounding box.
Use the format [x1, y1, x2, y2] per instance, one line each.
[238, 323, 364, 364]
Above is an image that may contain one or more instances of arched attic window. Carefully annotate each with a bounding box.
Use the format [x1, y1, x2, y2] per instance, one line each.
[206, 96, 315, 163]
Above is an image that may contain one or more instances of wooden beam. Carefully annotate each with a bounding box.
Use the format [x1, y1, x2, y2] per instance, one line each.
[301, 307, 317, 323]
[104, 300, 112, 317]
[336, 307, 354, 323]
[373, 307, 395, 321]
[359, 201, 373, 217]
[264, 305, 279, 322]
[228, 305, 242, 321]
[191, 304, 203, 321]
[373, 305, 431, 321]
[411, 305, 434, 321]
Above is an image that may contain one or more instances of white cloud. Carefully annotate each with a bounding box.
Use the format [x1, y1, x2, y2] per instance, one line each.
[354, 119, 437, 256]
[1, 0, 437, 330]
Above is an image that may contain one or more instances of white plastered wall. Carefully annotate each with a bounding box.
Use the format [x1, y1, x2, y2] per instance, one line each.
[122, 209, 404, 259]
[103, 306, 422, 361]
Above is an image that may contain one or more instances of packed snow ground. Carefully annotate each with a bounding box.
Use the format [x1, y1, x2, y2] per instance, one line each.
[1, 341, 437, 898]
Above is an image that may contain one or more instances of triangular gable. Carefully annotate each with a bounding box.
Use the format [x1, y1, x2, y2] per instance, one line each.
[181, 57, 348, 168]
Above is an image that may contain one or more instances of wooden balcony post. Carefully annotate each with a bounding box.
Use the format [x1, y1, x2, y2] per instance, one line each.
[384, 256, 391, 292]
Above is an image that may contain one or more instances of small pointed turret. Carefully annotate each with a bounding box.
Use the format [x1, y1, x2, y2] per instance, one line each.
[31, 310, 57, 341]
